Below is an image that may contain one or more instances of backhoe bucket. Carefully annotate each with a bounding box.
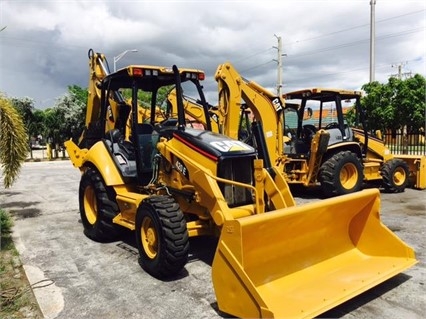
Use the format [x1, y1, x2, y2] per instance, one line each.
[212, 188, 417, 319]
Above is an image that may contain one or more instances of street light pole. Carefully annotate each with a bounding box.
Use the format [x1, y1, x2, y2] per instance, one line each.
[113, 49, 138, 72]
[369, 0, 376, 82]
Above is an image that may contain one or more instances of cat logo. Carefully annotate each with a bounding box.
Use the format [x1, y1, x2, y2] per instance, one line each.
[271, 97, 283, 112]
[210, 140, 252, 152]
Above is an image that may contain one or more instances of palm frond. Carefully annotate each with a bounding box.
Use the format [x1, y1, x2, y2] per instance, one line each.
[0, 94, 28, 188]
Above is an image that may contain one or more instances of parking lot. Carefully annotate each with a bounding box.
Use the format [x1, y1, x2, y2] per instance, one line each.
[1, 160, 425, 318]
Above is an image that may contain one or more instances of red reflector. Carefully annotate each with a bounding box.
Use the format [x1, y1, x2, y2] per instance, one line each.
[133, 68, 143, 76]
[198, 73, 205, 81]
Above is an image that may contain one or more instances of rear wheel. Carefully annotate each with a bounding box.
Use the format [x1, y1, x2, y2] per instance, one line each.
[79, 167, 122, 242]
[381, 158, 409, 193]
[319, 151, 363, 197]
[135, 195, 189, 279]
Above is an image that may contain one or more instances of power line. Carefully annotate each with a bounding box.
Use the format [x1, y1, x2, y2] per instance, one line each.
[236, 11, 425, 75]
[240, 60, 274, 73]
[234, 47, 273, 63]
[237, 25, 424, 82]
[284, 9, 425, 46]
[284, 58, 421, 84]
[285, 27, 424, 59]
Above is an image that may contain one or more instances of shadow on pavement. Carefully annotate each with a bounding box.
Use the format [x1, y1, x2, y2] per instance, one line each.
[318, 273, 412, 318]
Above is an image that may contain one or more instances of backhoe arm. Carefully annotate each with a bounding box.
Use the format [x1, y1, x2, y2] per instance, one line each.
[214, 62, 284, 164]
[80, 49, 130, 146]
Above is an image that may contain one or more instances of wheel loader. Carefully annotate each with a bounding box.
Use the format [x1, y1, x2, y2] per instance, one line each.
[65, 50, 417, 318]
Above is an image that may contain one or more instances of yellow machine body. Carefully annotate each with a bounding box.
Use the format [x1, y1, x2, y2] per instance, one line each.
[353, 128, 426, 189]
[65, 51, 417, 319]
[393, 154, 426, 189]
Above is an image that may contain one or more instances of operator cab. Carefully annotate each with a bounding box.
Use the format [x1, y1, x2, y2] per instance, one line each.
[283, 88, 362, 156]
[98, 64, 210, 185]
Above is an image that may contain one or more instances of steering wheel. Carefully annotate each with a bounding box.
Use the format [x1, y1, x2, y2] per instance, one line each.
[325, 122, 339, 129]
[302, 124, 317, 143]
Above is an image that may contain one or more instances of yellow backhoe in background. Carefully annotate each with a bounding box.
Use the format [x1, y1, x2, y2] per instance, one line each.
[212, 62, 425, 196]
[284, 88, 426, 194]
[65, 51, 417, 318]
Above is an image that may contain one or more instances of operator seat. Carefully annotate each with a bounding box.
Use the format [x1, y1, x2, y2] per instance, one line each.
[106, 129, 135, 160]
[105, 129, 137, 178]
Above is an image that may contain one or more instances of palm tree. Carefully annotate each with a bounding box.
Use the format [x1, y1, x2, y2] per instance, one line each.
[0, 94, 28, 188]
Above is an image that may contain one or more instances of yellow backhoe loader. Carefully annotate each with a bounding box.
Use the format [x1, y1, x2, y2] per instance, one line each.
[284, 88, 426, 194]
[212, 62, 425, 196]
[65, 51, 417, 318]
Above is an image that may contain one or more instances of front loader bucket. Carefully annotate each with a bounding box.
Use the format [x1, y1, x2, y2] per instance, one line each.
[212, 188, 417, 319]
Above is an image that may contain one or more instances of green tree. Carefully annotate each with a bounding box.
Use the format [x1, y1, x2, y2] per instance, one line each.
[359, 74, 426, 132]
[68, 84, 88, 106]
[42, 85, 88, 147]
[393, 74, 426, 131]
[121, 85, 173, 109]
[10, 96, 47, 159]
[61, 85, 87, 140]
[32, 109, 47, 141]
[43, 107, 61, 145]
[11, 97, 35, 130]
[0, 94, 28, 188]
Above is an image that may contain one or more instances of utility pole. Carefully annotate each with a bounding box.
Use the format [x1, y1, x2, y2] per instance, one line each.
[369, 0, 376, 83]
[273, 34, 285, 97]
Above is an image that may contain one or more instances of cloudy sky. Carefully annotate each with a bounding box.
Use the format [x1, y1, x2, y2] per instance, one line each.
[0, 0, 425, 109]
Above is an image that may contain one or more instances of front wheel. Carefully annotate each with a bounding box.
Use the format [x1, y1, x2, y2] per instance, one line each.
[319, 151, 364, 197]
[135, 195, 189, 279]
[79, 167, 122, 242]
[381, 158, 409, 193]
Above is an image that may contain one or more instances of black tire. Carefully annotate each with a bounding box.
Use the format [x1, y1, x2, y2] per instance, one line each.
[319, 151, 364, 197]
[381, 158, 409, 193]
[135, 195, 189, 279]
[79, 167, 122, 242]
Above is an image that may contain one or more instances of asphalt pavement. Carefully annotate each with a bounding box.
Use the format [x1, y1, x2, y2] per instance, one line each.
[1, 160, 425, 319]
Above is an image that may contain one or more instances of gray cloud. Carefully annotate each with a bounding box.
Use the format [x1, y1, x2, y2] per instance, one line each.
[0, 0, 424, 109]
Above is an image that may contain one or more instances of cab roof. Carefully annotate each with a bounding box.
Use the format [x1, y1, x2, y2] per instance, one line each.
[284, 88, 362, 102]
[102, 65, 205, 92]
